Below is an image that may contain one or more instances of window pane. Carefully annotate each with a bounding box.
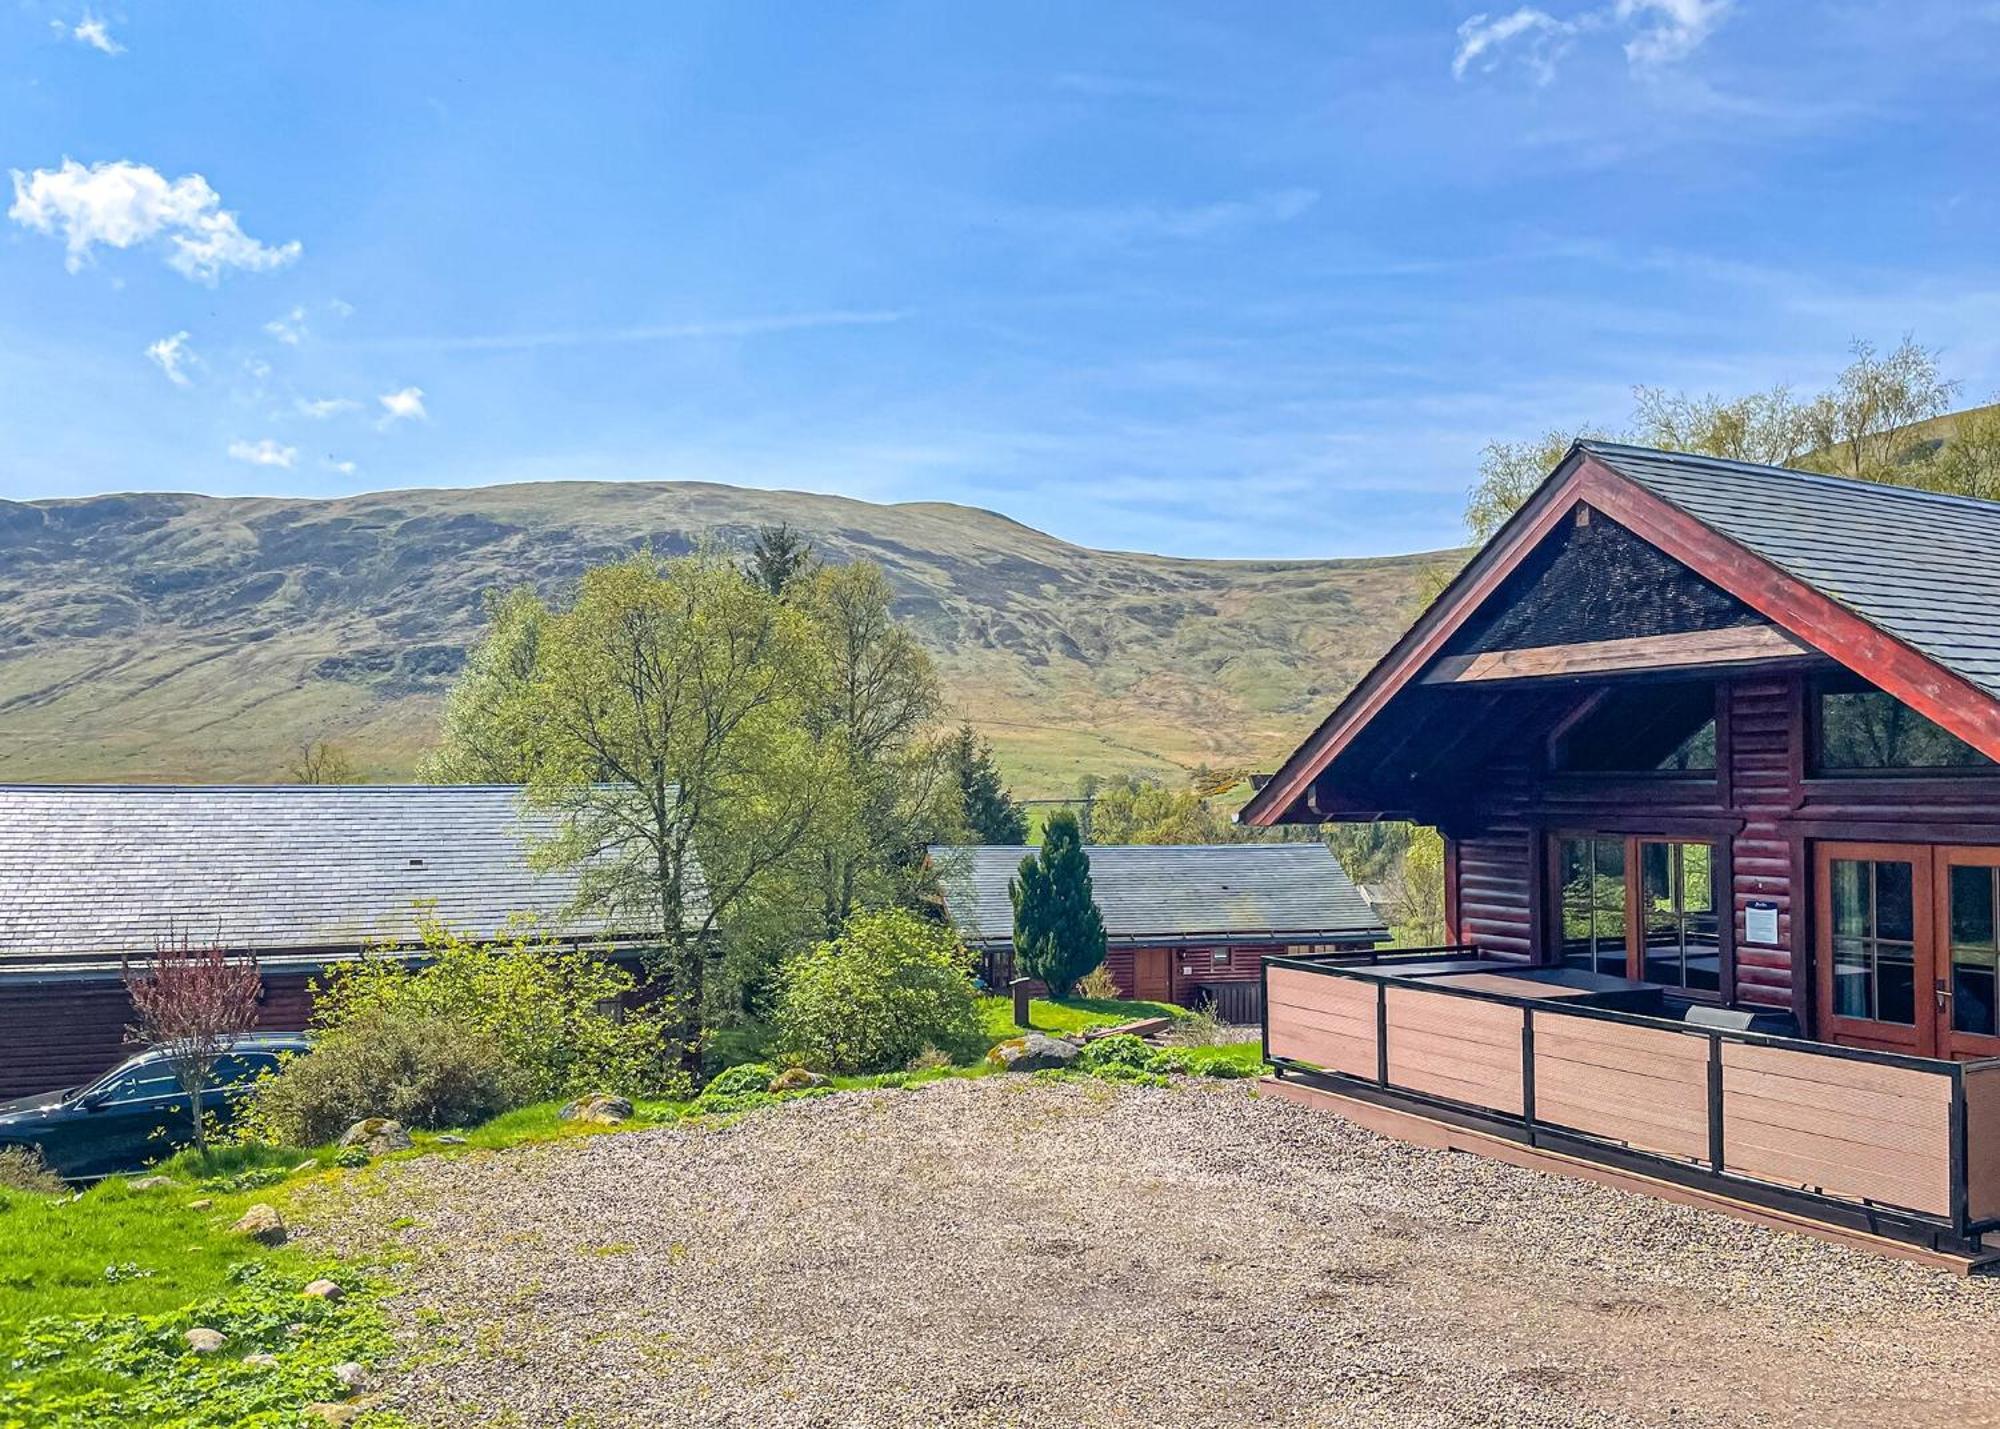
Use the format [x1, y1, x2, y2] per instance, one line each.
[1831, 860, 1869, 938]
[1592, 839, 1627, 976]
[1683, 913, 1721, 992]
[1952, 867, 1996, 949]
[1876, 941, 1917, 1025]
[1559, 839, 1594, 970]
[1876, 862, 1915, 942]
[1833, 937, 1872, 1019]
[1819, 683, 1994, 770]
[1560, 684, 1718, 773]
[1681, 844, 1714, 914]
[1955, 958, 1998, 1037]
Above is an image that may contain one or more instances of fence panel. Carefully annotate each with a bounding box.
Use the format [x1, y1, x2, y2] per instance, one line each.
[1532, 1010, 1710, 1164]
[1384, 986, 1522, 1115]
[1264, 965, 1375, 1078]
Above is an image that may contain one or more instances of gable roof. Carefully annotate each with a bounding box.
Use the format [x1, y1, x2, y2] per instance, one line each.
[0, 784, 673, 976]
[926, 842, 1384, 948]
[1241, 441, 2000, 825]
[1585, 442, 2000, 702]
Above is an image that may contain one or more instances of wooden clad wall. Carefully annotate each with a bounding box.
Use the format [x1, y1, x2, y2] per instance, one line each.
[1720, 1040, 1951, 1217]
[1264, 966, 1375, 1078]
[1532, 1011, 1709, 1164]
[1728, 678, 1799, 1011]
[0, 973, 319, 1100]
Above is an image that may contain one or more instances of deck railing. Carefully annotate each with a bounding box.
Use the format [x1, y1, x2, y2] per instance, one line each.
[1261, 952, 2000, 1254]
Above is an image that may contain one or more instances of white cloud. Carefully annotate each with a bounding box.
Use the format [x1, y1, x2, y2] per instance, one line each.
[227, 438, 297, 468]
[264, 305, 307, 345]
[1452, 0, 1730, 82]
[296, 396, 359, 419]
[71, 13, 124, 54]
[327, 297, 355, 318]
[144, 331, 195, 387]
[7, 159, 301, 283]
[377, 385, 427, 422]
[328, 458, 358, 476]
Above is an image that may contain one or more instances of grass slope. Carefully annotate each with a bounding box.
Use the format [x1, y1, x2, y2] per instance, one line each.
[0, 481, 1451, 795]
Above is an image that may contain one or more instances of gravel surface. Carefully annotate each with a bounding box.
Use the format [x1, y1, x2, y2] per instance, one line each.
[305, 1076, 2000, 1428]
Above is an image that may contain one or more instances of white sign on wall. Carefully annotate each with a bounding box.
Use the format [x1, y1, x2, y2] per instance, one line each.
[1744, 901, 1780, 946]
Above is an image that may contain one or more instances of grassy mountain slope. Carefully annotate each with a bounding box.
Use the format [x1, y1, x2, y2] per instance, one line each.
[0, 482, 1452, 796]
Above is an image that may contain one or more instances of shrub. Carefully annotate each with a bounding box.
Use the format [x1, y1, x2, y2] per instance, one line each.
[771, 908, 982, 1075]
[705, 1063, 778, 1097]
[1160, 1004, 1239, 1047]
[906, 1044, 954, 1073]
[0, 1144, 64, 1194]
[1146, 1049, 1192, 1076]
[1074, 1033, 1152, 1074]
[1200, 1058, 1259, 1080]
[1073, 964, 1121, 1001]
[239, 1009, 519, 1146]
[311, 917, 678, 1102]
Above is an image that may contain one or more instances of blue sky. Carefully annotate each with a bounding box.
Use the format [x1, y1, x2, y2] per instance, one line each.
[4, 2, 1998, 558]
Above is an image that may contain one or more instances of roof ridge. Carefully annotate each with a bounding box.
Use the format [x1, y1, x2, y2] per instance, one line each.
[1579, 440, 2000, 518]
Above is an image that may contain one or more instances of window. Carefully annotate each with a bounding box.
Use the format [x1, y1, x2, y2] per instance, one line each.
[1210, 949, 1230, 968]
[1556, 683, 1717, 774]
[1559, 835, 1722, 992]
[85, 1058, 183, 1104]
[1559, 837, 1628, 976]
[1828, 857, 1917, 1024]
[1951, 865, 1999, 1038]
[1815, 671, 1993, 772]
[1640, 842, 1720, 992]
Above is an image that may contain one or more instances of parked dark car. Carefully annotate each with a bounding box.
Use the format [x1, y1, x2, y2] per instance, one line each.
[0, 1033, 310, 1180]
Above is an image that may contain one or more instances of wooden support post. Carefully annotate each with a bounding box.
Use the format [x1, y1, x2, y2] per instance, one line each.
[1010, 977, 1032, 1030]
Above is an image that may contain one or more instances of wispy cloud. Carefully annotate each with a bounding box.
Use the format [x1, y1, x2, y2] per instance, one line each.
[7, 159, 300, 283]
[362, 309, 907, 354]
[992, 189, 1320, 251]
[227, 437, 297, 468]
[67, 13, 124, 55]
[144, 331, 195, 387]
[264, 306, 307, 345]
[378, 386, 427, 423]
[296, 396, 359, 419]
[1452, 0, 1730, 84]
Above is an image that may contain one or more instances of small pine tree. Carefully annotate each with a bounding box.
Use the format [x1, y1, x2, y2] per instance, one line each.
[1009, 809, 1106, 998]
[946, 724, 1027, 844]
[744, 523, 819, 597]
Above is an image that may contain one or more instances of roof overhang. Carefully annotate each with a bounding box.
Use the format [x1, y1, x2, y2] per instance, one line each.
[1241, 445, 2000, 826]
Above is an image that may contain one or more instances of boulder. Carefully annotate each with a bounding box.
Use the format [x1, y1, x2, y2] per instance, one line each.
[331, 1361, 371, 1392]
[184, 1327, 227, 1354]
[187, 1198, 213, 1211]
[302, 1279, 344, 1302]
[243, 1352, 280, 1369]
[558, 1094, 633, 1126]
[337, 1119, 413, 1156]
[993, 1033, 1082, 1072]
[128, 1174, 175, 1190]
[232, 1203, 286, 1245]
[767, 1067, 826, 1093]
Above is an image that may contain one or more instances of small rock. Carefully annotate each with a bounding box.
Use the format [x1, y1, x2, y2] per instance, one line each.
[128, 1174, 175, 1190]
[231, 1203, 286, 1245]
[336, 1119, 413, 1156]
[243, 1352, 280, 1368]
[558, 1094, 633, 1126]
[992, 1033, 1082, 1072]
[302, 1279, 344, 1302]
[435, 1133, 468, 1145]
[187, 1198, 213, 1211]
[768, 1067, 827, 1092]
[302, 1404, 363, 1426]
[184, 1327, 227, 1353]
[331, 1360, 371, 1391]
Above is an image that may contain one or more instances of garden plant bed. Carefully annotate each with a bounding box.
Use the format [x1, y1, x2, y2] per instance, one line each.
[300, 1076, 2000, 1428]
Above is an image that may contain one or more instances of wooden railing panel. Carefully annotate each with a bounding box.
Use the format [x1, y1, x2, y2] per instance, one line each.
[1265, 966, 1375, 1078]
[1721, 1041, 1951, 1216]
[1385, 987, 1522, 1115]
[1532, 1013, 1710, 1163]
[1964, 1063, 2000, 1226]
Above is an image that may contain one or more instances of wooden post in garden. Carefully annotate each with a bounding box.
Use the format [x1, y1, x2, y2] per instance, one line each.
[1010, 976, 1032, 1029]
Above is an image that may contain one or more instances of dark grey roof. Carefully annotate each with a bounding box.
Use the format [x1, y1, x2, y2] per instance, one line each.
[926, 842, 1385, 948]
[0, 785, 669, 973]
[1584, 441, 2000, 701]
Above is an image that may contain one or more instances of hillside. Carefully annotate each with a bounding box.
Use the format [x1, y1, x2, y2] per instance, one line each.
[0, 482, 1453, 796]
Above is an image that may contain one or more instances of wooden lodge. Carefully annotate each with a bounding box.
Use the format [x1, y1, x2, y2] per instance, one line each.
[928, 842, 1385, 1018]
[1238, 442, 2000, 1264]
[0, 784, 663, 1099]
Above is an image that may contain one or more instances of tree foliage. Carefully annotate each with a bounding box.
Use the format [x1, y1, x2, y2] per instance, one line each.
[1086, 774, 1246, 846]
[419, 585, 549, 784]
[287, 741, 360, 785]
[743, 522, 820, 598]
[123, 935, 263, 1156]
[771, 907, 982, 1074]
[945, 724, 1027, 844]
[1010, 810, 1107, 998]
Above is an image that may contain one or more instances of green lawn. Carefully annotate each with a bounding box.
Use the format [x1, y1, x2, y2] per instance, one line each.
[976, 993, 1182, 1042]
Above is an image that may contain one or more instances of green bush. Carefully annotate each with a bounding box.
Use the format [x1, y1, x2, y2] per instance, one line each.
[1074, 1033, 1152, 1073]
[1200, 1058, 1260, 1079]
[0, 1144, 63, 1194]
[238, 1009, 519, 1146]
[771, 908, 982, 1075]
[311, 917, 679, 1102]
[705, 1063, 778, 1097]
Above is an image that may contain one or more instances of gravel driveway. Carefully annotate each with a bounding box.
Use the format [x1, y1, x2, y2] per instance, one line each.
[308, 1076, 2000, 1428]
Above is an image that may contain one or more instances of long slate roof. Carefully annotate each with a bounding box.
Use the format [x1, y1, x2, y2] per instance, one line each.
[927, 842, 1384, 948]
[0, 785, 666, 975]
[1584, 441, 2000, 701]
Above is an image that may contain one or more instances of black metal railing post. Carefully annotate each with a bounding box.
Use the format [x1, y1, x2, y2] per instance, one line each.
[1950, 1064, 1971, 1239]
[1375, 981, 1389, 1087]
[1521, 1006, 1537, 1136]
[1707, 1032, 1725, 1175]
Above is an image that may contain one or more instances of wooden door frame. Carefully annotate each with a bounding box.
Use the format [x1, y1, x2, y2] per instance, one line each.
[1812, 841, 1936, 1057]
[1132, 947, 1173, 1003]
[1542, 830, 1732, 1000]
[1932, 845, 2000, 1061]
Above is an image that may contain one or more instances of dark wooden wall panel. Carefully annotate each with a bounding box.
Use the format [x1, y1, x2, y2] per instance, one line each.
[1729, 678, 1799, 1010]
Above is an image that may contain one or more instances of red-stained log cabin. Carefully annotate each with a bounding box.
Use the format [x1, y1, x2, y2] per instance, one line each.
[1239, 442, 2000, 1266]
[0, 784, 665, 1100]
[928, 842, 1385, 1018]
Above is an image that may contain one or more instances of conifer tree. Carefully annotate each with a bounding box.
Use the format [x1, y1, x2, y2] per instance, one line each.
[946, 724, 1028, 844]
[1009, 810, 1106, 998]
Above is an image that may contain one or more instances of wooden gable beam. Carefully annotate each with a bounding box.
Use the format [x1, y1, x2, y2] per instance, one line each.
[1421, 625, 1813, 685]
